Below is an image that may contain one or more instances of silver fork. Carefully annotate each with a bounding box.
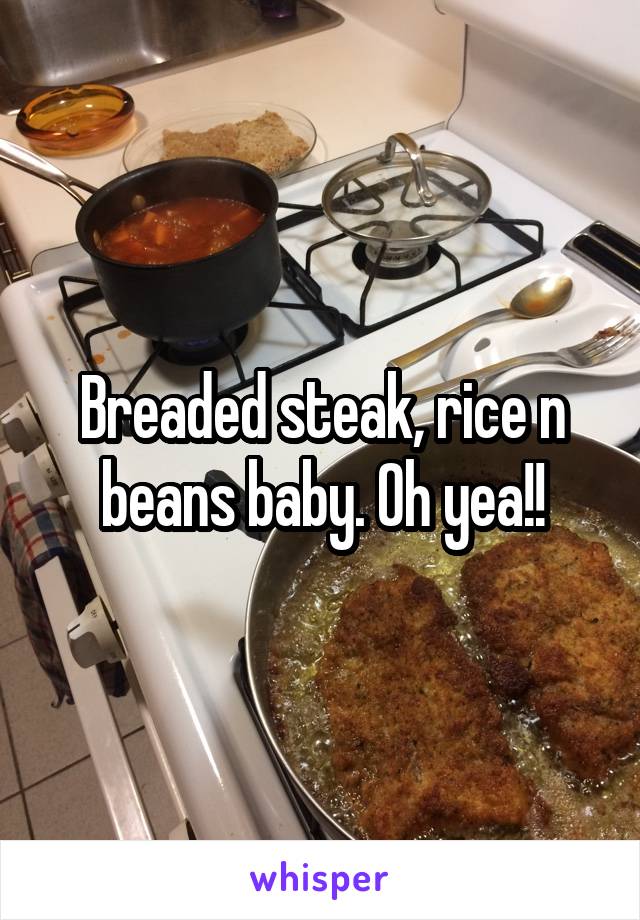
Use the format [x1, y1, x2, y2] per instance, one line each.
[410, 315, 640, 404]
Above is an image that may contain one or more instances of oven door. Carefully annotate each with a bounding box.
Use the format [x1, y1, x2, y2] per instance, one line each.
[0, 441, 190, 839]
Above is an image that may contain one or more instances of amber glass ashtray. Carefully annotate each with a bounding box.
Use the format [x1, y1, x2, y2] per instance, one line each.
[16, 84, 134, 155]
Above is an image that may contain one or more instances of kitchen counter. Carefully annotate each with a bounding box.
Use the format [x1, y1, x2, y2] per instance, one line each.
[0, 5, 461, 267]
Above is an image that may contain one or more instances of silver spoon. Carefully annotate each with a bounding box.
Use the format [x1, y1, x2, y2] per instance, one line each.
[388, 274, 574, 370]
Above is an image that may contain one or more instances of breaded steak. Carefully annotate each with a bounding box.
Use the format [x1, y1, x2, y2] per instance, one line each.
[462, 526, 640, 781]
[316, 565, 531, 838]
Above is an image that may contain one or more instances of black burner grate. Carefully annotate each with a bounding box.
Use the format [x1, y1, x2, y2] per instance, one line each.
[58, 248, 344, 399]
[278, 203, 544, 336]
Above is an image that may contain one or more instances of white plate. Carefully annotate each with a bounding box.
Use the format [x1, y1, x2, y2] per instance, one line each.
[412, 255, 640, 446]
[442, 262, 640, 382]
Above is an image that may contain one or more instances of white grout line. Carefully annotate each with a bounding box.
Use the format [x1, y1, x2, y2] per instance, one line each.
[0, 682, 34, 837]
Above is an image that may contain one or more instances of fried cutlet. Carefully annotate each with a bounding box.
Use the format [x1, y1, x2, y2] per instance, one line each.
[315, 565, 531, 838]
[462, 526, 640, 782]
[162, 111, 308, 175]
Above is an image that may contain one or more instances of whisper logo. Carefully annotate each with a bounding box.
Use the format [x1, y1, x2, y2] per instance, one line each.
[249, 860, 389, 901]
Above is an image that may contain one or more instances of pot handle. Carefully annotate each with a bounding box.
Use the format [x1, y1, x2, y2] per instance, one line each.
[378, 132, 435, 207]
[205, 469, 271, 543]
[0, 138, 97, 205]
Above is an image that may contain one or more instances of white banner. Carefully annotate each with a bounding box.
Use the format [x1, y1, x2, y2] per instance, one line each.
[1, 839, 639, 920]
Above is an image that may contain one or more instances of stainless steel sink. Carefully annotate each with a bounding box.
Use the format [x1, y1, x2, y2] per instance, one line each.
[0, 0, 342, 113]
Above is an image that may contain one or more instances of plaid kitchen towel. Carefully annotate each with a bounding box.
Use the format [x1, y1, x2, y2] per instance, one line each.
[1, 483, 128, 706]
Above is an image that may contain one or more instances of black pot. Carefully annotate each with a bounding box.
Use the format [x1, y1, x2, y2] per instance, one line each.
[74, 157, 281, 344]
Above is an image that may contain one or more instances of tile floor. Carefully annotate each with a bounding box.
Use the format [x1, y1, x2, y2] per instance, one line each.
[0, 282, 180, 839]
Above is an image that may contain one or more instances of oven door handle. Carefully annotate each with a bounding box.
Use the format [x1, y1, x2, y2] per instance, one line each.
[34, 557, 154, 839]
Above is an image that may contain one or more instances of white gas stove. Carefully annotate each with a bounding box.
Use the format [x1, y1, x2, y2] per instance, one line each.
[2, 22, 640, 840]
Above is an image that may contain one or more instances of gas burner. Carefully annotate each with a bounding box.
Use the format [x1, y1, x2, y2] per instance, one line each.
[154, 326, 249, 366]
[359, 219, 433, 269]
[352, 239, 442, 280]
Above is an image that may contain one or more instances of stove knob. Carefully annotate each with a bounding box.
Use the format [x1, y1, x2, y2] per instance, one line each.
[19, 443, 66, 505]
[0, 392, 45, 454]
[67, 597, 126, 668]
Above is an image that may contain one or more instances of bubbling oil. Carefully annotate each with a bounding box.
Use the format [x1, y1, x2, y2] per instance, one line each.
[268, 499, 640, 839]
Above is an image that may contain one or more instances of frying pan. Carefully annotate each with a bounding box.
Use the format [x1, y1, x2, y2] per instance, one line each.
[208, 428, 640, 838]
[0, 139, 281, 344]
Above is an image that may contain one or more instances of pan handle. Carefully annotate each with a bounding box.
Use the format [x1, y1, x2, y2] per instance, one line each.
[205, 469, 271, 543]
[0, 138, 98, 205]
[620, 427, 640, 455]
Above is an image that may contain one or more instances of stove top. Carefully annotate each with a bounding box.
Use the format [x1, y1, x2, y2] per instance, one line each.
[4, 127, 640, 841]
[57, 195, 543, 400]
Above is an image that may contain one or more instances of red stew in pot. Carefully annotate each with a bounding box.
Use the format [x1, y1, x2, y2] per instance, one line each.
[99, 197, 265, 265]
